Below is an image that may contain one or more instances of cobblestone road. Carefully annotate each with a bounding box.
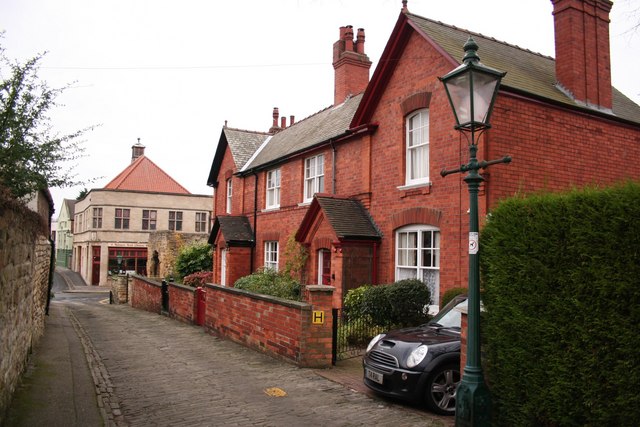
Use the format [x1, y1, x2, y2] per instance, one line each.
[66, 300, 451, 427]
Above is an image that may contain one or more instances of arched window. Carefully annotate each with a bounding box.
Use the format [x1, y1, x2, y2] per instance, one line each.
[395, 225, 440, 307]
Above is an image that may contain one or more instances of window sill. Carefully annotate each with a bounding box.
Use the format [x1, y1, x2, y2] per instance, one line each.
[397, 182, 432, 197]
[262, 206, 280, 213]
[298, 201, 312, 207]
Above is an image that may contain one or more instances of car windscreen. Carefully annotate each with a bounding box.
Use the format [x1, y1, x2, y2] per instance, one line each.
[430, 299, 467, 329]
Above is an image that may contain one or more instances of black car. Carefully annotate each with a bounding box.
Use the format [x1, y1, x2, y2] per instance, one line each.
[362, 295, 467, 415]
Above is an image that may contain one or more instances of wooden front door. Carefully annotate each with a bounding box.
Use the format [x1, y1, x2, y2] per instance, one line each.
[91, 246, 100, 285]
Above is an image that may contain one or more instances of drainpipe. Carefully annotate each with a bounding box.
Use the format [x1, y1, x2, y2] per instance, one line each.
[251, 172, 258, 273]
[330, 139, 337, 194]
[372, 242, 379, 285]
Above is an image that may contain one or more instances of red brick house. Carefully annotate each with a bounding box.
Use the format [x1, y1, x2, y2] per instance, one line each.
[207, 0, 640, 310]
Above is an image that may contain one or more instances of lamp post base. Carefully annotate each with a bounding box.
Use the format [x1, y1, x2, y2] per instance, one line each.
[455, 369, 491, 427]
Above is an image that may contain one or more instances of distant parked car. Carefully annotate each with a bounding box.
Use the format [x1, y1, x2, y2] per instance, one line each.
[362, 295, 467, 415]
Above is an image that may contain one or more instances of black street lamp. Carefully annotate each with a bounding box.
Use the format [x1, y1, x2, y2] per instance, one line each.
[439, 36, 511, 427]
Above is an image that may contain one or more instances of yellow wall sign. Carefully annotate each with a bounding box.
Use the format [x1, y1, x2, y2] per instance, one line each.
[312, 310, 325, 324]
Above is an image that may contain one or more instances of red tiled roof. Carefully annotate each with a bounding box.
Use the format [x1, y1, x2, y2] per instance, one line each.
[104, 156, 191, 194]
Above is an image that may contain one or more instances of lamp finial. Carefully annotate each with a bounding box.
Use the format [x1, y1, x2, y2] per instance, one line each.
[462, 36, 480, 64]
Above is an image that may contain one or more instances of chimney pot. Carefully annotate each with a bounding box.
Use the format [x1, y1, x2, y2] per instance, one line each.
[281, 116, 286, 129]
[290, 115, 295, 125]
[356, 28, 366, 54]
[333, 24, 372, 105]
[345, 25, 354, 51]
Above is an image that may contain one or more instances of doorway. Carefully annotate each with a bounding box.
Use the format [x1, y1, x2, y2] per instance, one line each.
[318, 249, 331, 285]
[91, 246, 100, 285]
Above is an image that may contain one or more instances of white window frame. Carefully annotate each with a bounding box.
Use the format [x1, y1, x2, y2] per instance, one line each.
[226, 178, 233, 214]
[395, 225, 440, 307]
[405, 109, 430, 186]
[266, 168, 281, 209]
[304, 154, 324, 203]
[264, 241, 279, 271]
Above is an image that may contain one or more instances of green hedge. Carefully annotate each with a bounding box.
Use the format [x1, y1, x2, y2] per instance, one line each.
[481, 183, 640, 426]
[233, 268, 301, 301]
[344, 279, 431, 328]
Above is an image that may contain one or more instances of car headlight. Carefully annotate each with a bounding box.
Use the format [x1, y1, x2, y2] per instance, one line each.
[366, 333, 385, 353]
[406, 345, 429, 368]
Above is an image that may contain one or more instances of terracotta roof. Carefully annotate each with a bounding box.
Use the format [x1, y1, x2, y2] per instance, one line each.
[209, 215, 255, 247]
[104, 156, 191, 194]
[241, 94, 364, 172]
[405, 12, 640, 124]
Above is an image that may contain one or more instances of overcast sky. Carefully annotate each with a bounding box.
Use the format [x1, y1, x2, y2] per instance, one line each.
[2, 0, 639, 217]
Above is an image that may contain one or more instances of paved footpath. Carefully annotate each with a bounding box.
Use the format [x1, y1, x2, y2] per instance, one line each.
[71, 301, 451, 426]
[6, 281, 453, 427]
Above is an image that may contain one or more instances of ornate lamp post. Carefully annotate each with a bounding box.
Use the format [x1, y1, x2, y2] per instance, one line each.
[439, 36, 511, 427]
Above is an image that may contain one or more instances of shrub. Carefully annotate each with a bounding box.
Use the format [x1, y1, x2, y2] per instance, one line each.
[343, 285, 371, 320]
[174, 242, 213, 280]
[183, 271, 213, 287]
[234, 268, 301, 301]
[387, 279, 431, 326]
[344, 279, 431, 329]
[481, 183, 640, 426]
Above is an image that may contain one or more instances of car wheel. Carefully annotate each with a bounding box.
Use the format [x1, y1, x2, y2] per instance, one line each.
[424, 363, 460, 415]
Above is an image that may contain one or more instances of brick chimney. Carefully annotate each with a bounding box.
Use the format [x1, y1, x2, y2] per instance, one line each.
[131, 138, 145, 163]
[333, 25, 372, 105]
[552, 0, 613, 110]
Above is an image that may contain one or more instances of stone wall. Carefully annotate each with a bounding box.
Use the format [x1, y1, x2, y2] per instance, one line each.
[147, 231, 208, 280]
[0, 193, 52, 420]
[108, 274, 129, 304]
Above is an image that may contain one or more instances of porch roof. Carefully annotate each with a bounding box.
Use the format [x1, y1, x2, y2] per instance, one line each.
[209, 215, 255, 247]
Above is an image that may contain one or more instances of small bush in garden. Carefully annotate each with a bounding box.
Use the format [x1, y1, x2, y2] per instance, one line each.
[234, 268, 301, 301]
[175, 242, 213, 279]
[386, 279, 431, 326]
[183, 271, 213, 287]
[344, 279, 431, 329]
[343, 285, 372, 320]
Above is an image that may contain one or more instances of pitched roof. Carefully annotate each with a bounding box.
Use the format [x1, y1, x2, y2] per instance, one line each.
[240, 94, 364, 172]
[62, 198, 77, 216]
[209, 215, 255, 247]
[207, 128, 270, 187]
[296, 195, 381, 242]
[354, 11, 640, 126]
[104, 155, 191, 194]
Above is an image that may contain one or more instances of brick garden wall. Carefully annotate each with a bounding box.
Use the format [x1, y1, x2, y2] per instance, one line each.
[130, 276, 162, 314]
[203, 284, 334, 368]
[0, 193, 52, 420]
[168, 282, 197, 324]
